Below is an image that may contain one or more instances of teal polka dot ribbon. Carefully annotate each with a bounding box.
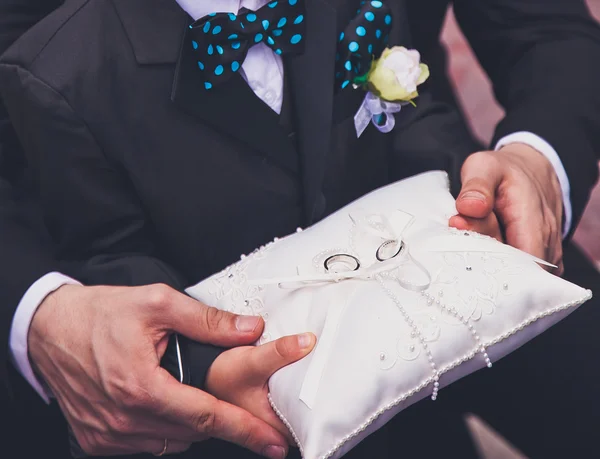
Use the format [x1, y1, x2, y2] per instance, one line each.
[335, 0, 392, 90]
[189, 0, 306, 90]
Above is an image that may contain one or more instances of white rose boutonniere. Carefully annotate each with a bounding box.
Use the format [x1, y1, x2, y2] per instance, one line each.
[353, 46, 430, 137]
[369, 47, 430, 102]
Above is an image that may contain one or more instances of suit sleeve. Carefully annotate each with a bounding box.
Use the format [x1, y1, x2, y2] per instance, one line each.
[0, 120, 60, 396]
[0, 64, 222, 391]
[0, 0, 65, 397]
[0, 64, 184, 286]
[453, 0, 600, 234]
[390, 92, 481, 197]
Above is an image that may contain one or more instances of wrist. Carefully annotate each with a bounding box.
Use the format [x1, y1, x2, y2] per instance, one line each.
[28, 284, 84, 377]
[204, 346, 251, 402]
[498, 142, 549, 164]
[204, 350, 228, 397]
[496, 133, 572, 238]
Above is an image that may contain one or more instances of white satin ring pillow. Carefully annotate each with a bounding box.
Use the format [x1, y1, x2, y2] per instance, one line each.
[186, 171, 592, 459]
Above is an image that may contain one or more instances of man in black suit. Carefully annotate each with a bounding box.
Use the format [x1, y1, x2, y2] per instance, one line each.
[0, 2, 325, 459]
[0, 1, 479, 458]
[1, 1, 600, 459]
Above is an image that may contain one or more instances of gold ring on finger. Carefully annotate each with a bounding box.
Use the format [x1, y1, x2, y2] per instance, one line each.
[153, 438, 168, 457]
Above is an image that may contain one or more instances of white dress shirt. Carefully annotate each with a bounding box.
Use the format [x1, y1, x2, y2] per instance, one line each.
[10, 0, 573, 401]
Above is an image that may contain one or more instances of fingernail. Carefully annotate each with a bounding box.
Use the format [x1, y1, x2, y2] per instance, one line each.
[460, 191, 485, 201]
[298, 333, 313, 349]
[263, 445, 287, 459]
[235, 315, 260, 332]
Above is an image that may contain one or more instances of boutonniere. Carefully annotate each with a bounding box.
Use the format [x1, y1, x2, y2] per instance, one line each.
[353, 46, 430, 137]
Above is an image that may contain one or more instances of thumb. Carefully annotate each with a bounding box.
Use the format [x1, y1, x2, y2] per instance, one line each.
[141, 285, 264, 347]
[248, 333, 316, 381]
[457, 153, 504, 218]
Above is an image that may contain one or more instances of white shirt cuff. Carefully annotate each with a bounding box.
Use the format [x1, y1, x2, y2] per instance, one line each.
[495, 131, 572, 238]
[9, 272, 82, 403]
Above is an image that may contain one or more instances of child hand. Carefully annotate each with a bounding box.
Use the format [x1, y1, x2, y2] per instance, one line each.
[206, 333, 316, 445]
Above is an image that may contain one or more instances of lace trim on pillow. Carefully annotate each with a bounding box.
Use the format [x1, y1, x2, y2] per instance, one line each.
[268, 289, 592, 459]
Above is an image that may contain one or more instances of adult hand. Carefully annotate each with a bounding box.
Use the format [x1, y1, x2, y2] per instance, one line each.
[449, 143, 564, 275]
[206, 333, 316, 447]
[29, 283, 290, 458]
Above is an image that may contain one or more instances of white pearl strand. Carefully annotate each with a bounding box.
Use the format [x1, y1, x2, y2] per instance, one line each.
[268, 393, 304, 455]
[441, 229, 496, 367]
[271, 290, 591, 459]
[375, 275, 442, 400]
[262, 236, 591, 459]
[421, 289, 493, 369]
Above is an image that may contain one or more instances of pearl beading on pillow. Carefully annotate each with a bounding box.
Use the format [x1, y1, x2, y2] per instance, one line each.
[187, 171, 592, 459]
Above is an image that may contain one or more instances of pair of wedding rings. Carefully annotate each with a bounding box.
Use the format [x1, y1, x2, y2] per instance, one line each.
[323, 239, 404, 272]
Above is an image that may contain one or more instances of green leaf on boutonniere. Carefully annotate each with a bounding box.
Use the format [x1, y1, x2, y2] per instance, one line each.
[351, 58, 377, 89]
[353, 72, 370, 86]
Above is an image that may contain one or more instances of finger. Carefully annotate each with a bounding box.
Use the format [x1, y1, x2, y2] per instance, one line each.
[448, 213, 504, 242]
[556, 260, 565, 277]
[248, 333, 316, 381]
[96, 437, 192, 456]
[457, 153, 504, 219]
[141, 285, 265, 347]
[135, 438, 192, 456]
[110, 415, 211, 443]
[548, 227, 564, 275]
[144, 439, 191, 456]
[501, 208, 548, 262]
[155, 373, 290, 458]
[164, 441, 192, 456]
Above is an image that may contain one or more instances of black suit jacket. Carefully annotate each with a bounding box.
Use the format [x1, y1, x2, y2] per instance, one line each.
[408, 0, 600, 235]
[0, 0, 475, 396]
[0, 1, 68, 456]
[0, 2, 477, 457]
[0, 0, 64, 398]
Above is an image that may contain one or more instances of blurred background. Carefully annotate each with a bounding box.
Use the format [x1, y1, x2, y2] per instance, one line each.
[442, 0, 600, 270]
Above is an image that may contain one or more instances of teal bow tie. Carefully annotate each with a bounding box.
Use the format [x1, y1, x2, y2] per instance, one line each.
[188, 0, 307, 90]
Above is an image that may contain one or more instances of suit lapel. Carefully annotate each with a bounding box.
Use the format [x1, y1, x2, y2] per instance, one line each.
[287, 0, 338, 223]
[112, 0, 297, 173]
[110, 0, 186, 64]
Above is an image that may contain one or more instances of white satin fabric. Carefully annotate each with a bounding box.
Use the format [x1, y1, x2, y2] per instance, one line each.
[186, 171, 591, 459]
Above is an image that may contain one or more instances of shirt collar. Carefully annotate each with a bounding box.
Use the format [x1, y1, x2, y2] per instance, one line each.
[176, 0, 270, 21]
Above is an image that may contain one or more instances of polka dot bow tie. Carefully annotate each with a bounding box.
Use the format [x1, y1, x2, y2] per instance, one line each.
[336, 0, 392, 90]
[189, 0, 306, 90]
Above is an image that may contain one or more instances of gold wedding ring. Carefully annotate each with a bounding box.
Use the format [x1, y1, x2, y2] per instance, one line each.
[154, 438, 169, 456]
